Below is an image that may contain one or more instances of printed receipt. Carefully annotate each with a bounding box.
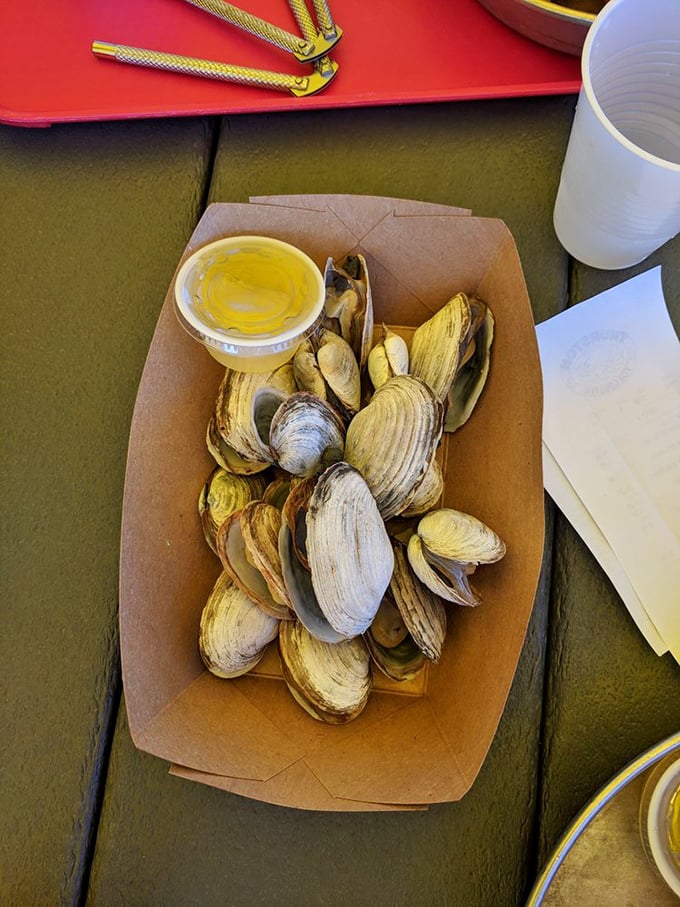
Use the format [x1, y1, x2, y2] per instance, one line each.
[536, 267, 680, 662]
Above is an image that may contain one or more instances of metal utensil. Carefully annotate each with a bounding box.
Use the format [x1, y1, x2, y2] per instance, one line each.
[92, 0, 342, 96]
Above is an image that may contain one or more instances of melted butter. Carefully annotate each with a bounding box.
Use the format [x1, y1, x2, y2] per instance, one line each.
[192, 245, 314, 339]
[668, 784, 680, 867]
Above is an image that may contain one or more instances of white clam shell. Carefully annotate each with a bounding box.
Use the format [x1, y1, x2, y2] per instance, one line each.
[199, 572, 279, 679]
[215, 364, 297, 465]
[407, 508, 506, 607]
[269, 392, 345, 477]
[367, 327, 409, 390]
[409, 292, 471, 402]
[390, 540, 447, 662]
[279, 619, 371, 724]
[307, 461, 394, 638]
[344, 374, 443, 520]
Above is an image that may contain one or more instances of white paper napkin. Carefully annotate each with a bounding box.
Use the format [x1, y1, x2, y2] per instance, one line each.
[536, 267, 680, 662]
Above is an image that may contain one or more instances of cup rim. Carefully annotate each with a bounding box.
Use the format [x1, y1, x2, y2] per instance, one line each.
[582, 0, 680, 174]
[173, 234, 326, 353]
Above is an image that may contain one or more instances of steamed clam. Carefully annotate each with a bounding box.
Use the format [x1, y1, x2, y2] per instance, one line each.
[279, 619, 371, 724]
[269, 391, 345, 477]
[364, 593, 427, 682]
[214, 364, 297, 468]
[409, 292, 471, 404]
[367, 326, 409, 391]
[215, 504, 293, 620]
[407, 508, 506, 606]
[306, 461, 394, 638]
[344, 374, 443, 520]
[293, 329, 361, 420]
[198, 467, 267, 553]
[199, 571, 279, 679]
[323, 253, 374, 371]
[444, 297, 495, 433]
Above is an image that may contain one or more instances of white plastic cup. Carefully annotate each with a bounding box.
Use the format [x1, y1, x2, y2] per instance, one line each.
[553, 0, 680, 269]
[173, 235, 325, 372]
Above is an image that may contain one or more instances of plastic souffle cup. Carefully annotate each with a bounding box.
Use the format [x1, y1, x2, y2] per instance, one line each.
[553, 0, 680, 270]
[173, 235, 325, 372]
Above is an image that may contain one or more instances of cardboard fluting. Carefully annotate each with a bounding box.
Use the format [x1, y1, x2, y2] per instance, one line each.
[119, 195, 545, 811]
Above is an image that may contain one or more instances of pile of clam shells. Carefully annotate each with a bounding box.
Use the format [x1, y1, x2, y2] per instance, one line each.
[197, 253, 506, 724]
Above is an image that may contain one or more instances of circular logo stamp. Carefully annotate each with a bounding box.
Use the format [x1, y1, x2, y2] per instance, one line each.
[560, 329, 635, 397]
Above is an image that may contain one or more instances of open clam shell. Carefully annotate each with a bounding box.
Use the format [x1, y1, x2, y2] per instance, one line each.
[323, 253, 374, 371]
[364, 592, 427, 682]
[409, 292, 472, 403]
[364, 630, 427, 683]
[444, 298, 495, 433]
[344, 374, 443, 520]
[215, 509, 293, 620]
[206, 414, 270, 476]
[198, 467, 267, 553]
[214, 364, 297, 467]
[407, 508, 506, 607]
[278, 520, 346, 644]
[239, 501, 293, 611]
[279, 619, 371, 724]
[199, 571, 279, 679]
[307, 461, 394, 638]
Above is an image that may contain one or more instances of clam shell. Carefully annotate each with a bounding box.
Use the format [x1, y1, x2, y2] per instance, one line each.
[344, 374, 443, 520]
[407, 508, 506, 607]
[279, 619, 371, 724]
[239, 501, 293, 611]
[281, 474, 317, 570]
[390, 540, 447, 662]
[269, 391, 345, 477]
[368, 594, 409, 648]
[293, 340, 328, 400]
[206, 415, 270, 475]
[216, 509, 292, 620]
[399, 457, 444, 518]
[307, 461, 394, 638]
[323, 253, 374, 371]
[198, 467, 267, 553]
[214, 364, 297, 466]
[278, 521, 346, 644]
[199, 571, 279, 679]
[409, 292, 472, 402]
[364, 631, 427, 682]
[367, 326, 409, 390]
[316, 329, 362, 416]
[445, 300, 494, 433]
[417, 508, 506, 564]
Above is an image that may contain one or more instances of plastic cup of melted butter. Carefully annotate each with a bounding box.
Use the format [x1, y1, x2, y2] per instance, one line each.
[173, 235, 325, 372]
[639, 752, 680, 897]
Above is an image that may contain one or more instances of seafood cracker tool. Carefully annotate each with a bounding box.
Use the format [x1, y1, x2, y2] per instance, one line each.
[92, 0, 342, 97]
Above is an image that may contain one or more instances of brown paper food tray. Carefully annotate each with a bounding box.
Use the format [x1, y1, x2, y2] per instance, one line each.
[119, 195, 544, 812]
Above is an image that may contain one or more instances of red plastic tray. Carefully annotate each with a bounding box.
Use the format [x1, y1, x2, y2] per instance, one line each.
[0, 0, 581, 127]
